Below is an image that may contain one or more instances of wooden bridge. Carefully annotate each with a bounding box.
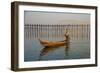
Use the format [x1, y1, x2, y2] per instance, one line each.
[24, 24, 90, 40]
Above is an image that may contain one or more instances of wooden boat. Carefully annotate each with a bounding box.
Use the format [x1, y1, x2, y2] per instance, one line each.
[39, 39, 67, 47]
[39, 33, 70, 47]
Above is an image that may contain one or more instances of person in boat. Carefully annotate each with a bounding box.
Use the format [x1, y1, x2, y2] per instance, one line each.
[64, 28, 70, 42]
[57, 28, 70, 42]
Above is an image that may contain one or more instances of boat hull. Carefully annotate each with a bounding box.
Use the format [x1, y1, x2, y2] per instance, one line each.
[39, 39, 67, 47]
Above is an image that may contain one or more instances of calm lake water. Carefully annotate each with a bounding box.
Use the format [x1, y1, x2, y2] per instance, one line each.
[24, 24, 90, 62]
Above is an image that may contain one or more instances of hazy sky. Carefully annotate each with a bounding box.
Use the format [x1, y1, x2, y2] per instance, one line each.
[24, 11, 90, 24]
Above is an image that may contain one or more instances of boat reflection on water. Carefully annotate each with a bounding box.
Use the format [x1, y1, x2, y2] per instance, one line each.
[38, 37, 70, 60]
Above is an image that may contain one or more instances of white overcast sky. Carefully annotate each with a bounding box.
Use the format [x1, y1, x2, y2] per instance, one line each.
[24, 11, 90, 25]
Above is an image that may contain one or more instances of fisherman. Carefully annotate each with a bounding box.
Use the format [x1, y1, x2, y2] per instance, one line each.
[64, 28, 70, 42]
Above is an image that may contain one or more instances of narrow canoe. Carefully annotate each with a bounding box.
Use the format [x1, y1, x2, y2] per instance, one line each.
[39, 39, 67, 47]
